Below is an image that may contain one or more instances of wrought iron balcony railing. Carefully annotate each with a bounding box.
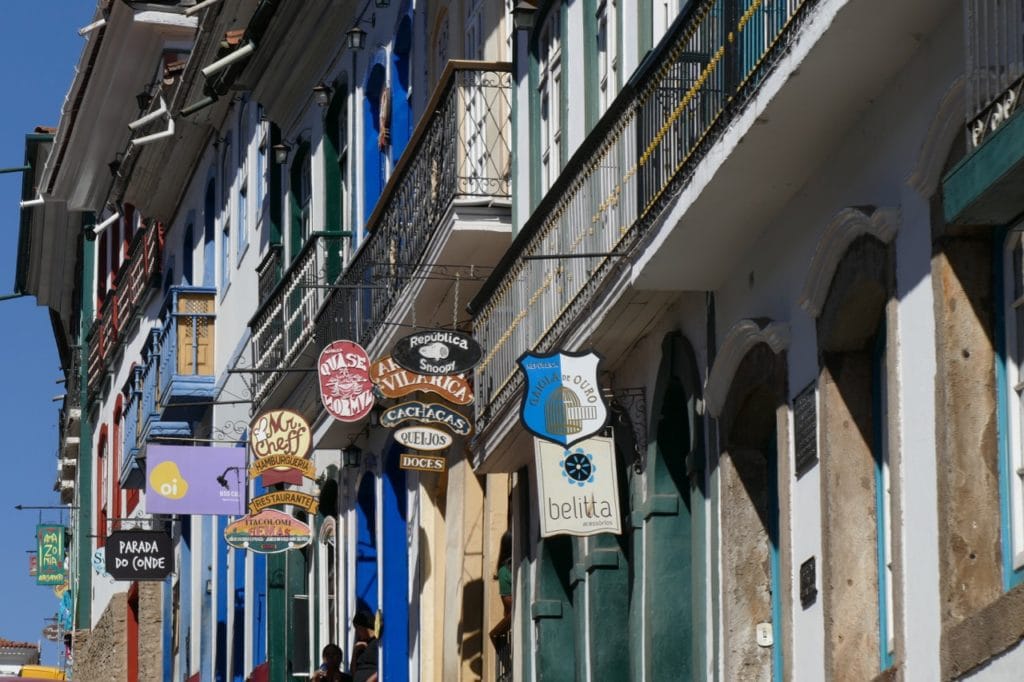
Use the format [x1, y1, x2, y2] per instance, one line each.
[250, 233, 344, 405]
[86, 220, 163, 403]
[250, 62, 512, 408]
[965, 0, 1024, 148]
[316, 62, 512, 349]
[470, 0, 820, 434]
[257, 243, 283, 307]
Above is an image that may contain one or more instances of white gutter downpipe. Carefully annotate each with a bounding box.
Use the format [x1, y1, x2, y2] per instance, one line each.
[185, 0, 224, 16]
[200, 42, 256, 78]
[131, 117, 175, 147]
[92, 212, 121, 237]
[19, 196, 44, 208]
[128, 97, 168, 131]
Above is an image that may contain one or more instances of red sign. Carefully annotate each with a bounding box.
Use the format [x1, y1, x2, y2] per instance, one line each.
[318, 340, 375, 422]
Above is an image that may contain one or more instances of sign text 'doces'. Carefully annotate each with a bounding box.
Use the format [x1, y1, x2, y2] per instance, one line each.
[399, 452, 448, 472]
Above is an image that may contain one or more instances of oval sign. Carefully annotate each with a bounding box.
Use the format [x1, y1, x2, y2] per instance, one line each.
[250, 409, 312, 460]
[392, 330, 483, 376]
[318, 340, 376, 422]
[394, 425, 454, 451]
[224, 509, 313, 554]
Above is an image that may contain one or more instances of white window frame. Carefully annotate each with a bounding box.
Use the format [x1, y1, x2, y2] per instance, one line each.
[1004, 229, 1024, 569]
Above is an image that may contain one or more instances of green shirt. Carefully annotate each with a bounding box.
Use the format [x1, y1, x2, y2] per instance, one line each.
[498, 562, 512, 597]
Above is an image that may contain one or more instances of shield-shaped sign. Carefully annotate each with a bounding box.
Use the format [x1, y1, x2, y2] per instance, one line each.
[517, 349, 608, 447]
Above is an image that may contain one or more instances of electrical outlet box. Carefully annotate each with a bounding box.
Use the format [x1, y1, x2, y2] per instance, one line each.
[756, 622, 773, 647]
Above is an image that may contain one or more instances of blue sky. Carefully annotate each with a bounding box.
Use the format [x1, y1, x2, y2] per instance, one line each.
[0, 2, 93, 665]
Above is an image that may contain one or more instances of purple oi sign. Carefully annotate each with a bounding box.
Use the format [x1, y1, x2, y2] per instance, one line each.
[146, 444, 246, 516]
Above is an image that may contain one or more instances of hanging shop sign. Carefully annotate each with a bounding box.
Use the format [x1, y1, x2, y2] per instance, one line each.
[535, 436, 622, 538]
[248, 455, 316, 479]
[104, 530, 174, 581]
[36, 525, 65, 586]
[28, 554, 36, 577]
[146, 445, 246, 516]
[318, 340, 376, 422]
[224, 509, 313, 554]
[370, 356, 474, 404]
[518, 349, 608, 447]
[250, 409, 312, 459]
[250, 409, 313, 485]
[399, 452, 448, 473]
[393, 425, 453, 451]
[392, 329, 483, 376]
[380, 400, 472, 436]
[249, 490, 320, 515]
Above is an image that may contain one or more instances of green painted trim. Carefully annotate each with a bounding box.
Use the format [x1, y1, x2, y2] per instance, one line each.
[75, 212, 94, 629]
[943, 107, 1024, 225]
[531, 599, 564, 619]
[534, 536, 576, 680]
[639, 1, 653, 55]
[268, 554, 286, 680]
[288, 141, 311, 264]
[584, 0, 599, 131]
[528, 39, 542, 210]
[286, 544, 308, 675]
[586, 548, 619, 570]
[616, 0, 623, 92]
[269, 125, 283, 247]
[644, 494, 680, 517]
[323, 90, 346, 280]
[558, 1, 569, 171]
[511, 54, 519, 236]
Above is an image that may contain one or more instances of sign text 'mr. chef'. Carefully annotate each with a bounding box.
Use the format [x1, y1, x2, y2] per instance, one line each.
[251, 409, 312, 459]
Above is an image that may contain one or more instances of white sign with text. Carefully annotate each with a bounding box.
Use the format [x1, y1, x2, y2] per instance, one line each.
[535, 436, 622, 537]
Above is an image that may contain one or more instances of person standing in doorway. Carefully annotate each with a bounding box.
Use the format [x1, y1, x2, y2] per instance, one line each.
[351, 610, 379, 682]
[311, 643, 351, 682]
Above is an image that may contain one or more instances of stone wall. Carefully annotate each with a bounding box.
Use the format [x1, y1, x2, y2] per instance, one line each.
[139, 582, 163, 682]
[73, 593, 126, 682]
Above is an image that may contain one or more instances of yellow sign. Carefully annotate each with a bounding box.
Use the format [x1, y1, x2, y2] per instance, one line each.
[224, 509, 313, 554]
[249, 490, 320, 515]
[250, 409, 312, 460]
[248, 455, 316, 479]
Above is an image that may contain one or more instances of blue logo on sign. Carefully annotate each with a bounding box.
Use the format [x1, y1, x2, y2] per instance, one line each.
[517, 349, 608, 447]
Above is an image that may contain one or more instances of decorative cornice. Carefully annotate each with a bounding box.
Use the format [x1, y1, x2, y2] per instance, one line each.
[799, 206, 900, 318]
[705, 319, 790, 418]
[906, 75, 965, 198]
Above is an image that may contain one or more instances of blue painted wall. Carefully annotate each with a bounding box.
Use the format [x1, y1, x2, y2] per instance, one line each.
[382, 444, 408, 682]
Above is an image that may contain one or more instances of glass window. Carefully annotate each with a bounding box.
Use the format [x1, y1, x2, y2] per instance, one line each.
[1003, 231, 1024, 575]
[221, 219, 231, 294]
[538, 6, 562, 193]
[596, 0, 618, 115]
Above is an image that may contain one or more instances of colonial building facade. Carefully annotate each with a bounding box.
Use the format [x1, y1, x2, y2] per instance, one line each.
[15, 0, 1024, 681]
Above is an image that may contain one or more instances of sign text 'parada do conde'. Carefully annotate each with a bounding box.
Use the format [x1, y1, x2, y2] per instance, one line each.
[104, 530, 174, 581]
[380, 400, 472, 436]
[318, 340, 375, 422]
[371, 356, 473, 405]
[535, 436, 621, 538]
[518, 349, 608, 447]
[224, 508, 313, 554]
[249, 409, 315, 481]
[391, 329, 483, 376]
